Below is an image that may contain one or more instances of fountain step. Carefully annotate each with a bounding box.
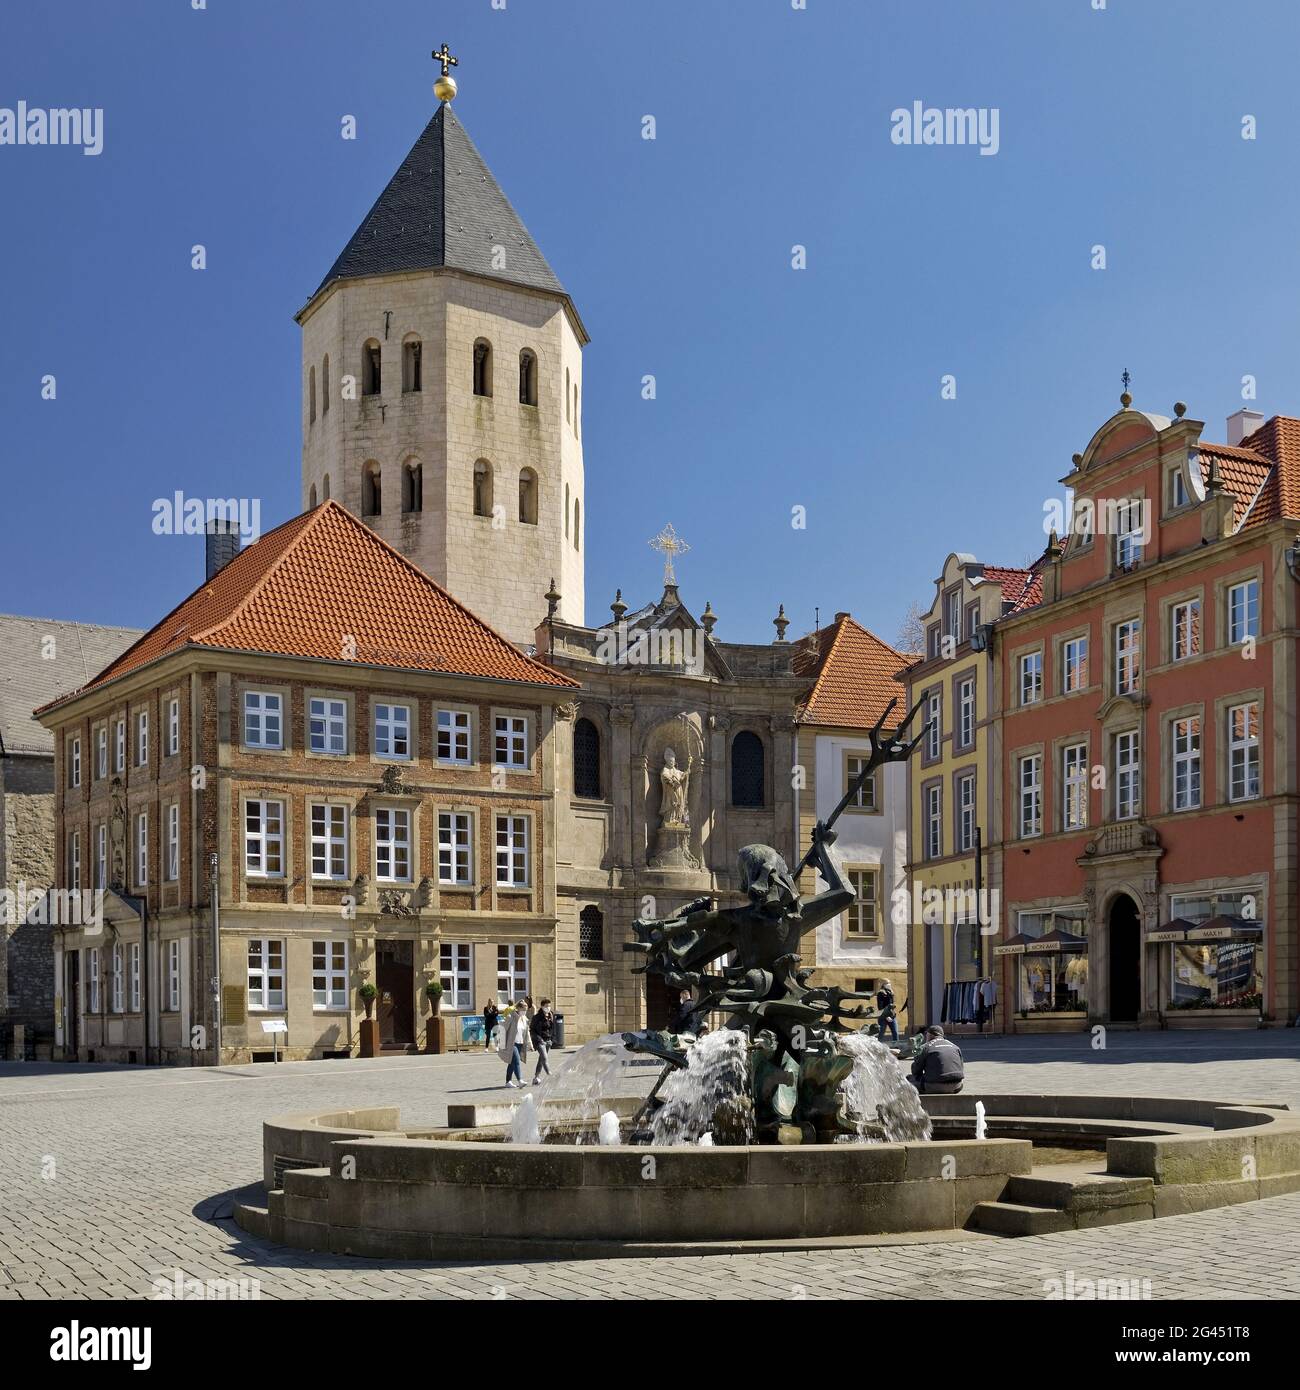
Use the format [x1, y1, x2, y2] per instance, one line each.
[969, 1200, 1075, 1236]
[1005, 1172, 1155, 1212]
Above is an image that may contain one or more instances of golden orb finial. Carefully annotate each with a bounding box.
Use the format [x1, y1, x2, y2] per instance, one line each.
[432, 43, 459, 102]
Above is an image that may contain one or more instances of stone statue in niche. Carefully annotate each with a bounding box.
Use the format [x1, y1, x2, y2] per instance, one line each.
[658, 747, 693, 829]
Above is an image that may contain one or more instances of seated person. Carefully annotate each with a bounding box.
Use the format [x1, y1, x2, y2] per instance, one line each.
[907, 1024, 965, 1094]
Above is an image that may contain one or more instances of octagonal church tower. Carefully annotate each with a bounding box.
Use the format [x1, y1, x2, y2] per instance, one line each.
[297, 88, 587, 646]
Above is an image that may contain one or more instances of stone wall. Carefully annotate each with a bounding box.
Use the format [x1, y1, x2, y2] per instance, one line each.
[1, 753, 56, 1043]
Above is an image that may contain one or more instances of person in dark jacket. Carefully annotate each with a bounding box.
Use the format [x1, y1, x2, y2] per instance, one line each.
[530, 997, 555, 1084]
[875, 981, 899, 1042]
[907, 1025, 965, 1094]
[482, 999, 500, 1051]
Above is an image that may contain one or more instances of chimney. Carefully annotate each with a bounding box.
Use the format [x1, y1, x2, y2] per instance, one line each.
[1225, 408, 1265, 447]
[835, 611, 851, 623]
[205, 517, 240, 580]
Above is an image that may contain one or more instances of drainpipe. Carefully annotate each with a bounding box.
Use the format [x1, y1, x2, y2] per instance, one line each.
[210, 852, 221, 1065]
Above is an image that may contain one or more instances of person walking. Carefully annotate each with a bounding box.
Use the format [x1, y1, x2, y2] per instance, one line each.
[530, 997, 555, 1084]
[499, 999, 530, 1087]
[482, 998, 500, 1051]
[875, 980, 899, 1042]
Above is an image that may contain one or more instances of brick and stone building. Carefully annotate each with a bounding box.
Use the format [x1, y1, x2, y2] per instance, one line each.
[0, 615, 139, 1057]
[36, 503, 576, 1063]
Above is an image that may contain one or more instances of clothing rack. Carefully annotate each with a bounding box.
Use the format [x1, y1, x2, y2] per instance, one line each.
[940, 977, 998, 1032]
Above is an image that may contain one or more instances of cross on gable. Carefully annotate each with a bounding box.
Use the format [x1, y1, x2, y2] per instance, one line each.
[432, 43, 459, 77]
[649, 523, 690, 584]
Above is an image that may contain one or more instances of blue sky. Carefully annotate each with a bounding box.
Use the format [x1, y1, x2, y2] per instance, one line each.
[3, 0, 1300, 647]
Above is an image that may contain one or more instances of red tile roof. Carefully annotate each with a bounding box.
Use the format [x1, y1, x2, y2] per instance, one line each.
[979, 563, 1043, 614]
[1195, 442, 1273, 529]
[1231, 415, 1300, 527]
[39, 501, 576, 709]
[794, 614, 908, 729]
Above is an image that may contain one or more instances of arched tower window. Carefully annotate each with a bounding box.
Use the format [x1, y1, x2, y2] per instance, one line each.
[309, 484, 318, 508]
[402, 461, 423, 514]
[402, 337, 422, 393]
[322, 355, 330, 413]
[473, 339, 493, 397]
[309, 366, 317, 424]
[565, 367, 571, 423]
[579, 904, 605, 961]
[362, 461, 381, 517]
[573, 718, 601, 798]
[362, 340, 381, 397]
[519, 349, 538, 407]
[731, 731, 765, 808]
[574, 384, 580, 438]
[564, 484, 570, 538]
[518, 468, 538, 525]
[473, 460, 493, 518]
[322, 473, 330, 500]
[573, 498, 581, 551]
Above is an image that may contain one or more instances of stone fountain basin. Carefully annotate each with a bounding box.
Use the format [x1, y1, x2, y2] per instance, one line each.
[238, 1093, 1300, 1260]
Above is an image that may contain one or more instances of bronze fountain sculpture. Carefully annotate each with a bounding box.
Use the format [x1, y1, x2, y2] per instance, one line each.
[623, 696, 929, 1143]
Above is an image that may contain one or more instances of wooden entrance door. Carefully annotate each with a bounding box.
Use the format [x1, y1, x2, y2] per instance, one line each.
[376, 940, 414, 1047]
[65, 951, 80, 1054]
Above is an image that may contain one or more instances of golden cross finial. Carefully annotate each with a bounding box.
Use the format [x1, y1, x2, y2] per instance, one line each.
[648, 523, 690, 585]
[431, 43, 459, 77]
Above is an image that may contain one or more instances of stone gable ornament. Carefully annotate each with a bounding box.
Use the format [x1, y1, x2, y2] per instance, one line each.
[378, 764, 405, 795]
[378, 888, 413, 918]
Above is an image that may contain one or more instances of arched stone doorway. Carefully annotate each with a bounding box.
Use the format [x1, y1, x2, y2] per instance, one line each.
[1108, 894, 1142, 1022]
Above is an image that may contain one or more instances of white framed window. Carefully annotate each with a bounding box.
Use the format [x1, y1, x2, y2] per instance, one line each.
[493, 714, 528, 769]
[309, 696, 347, 755]
[1063, 636, 1088, 693]
[88, 947, 100, 1014]
[845, 867, 880, 937]
[69, 737, 81, 789]
[440, 942, 473, 1011]
[95, 825, 107, 890]
[312, 940, 348, 1009]
[1018, 754, 1042, 838]
[1018, 651, 1043, 706]
[247, 938, 285, 1011]
[1227, 702, 1260, 802]
[167, 698, 180, 757]
[1227, 580, 1259, 646]
[165, 804, 179, 882]
[375, 807, 411, 882]
[1171, 599, 1200, 662]
[134, 811, 148, 890]
[845, 754, 878, 810]
[1062, 742, 1088, 830]
[1115, 730, 1141, 820]
[1114, 498, 1145, 569]
[114, 718, 126, 773]
[373, 702, 411, 759]
[1169, 467, 1189, 511]
[136, 710, 148, 767]
[1115, 619, 1141, 695]
[495, 815, 529, 886]
[309, 803, 349, 880]
[96, 726, 108, 779]
[244, 799, 284, 878]
[167, 939, 181, 1012]
[497, 944, 529, 1004]
[1172, 716, 1201, 811]
[243, 691, 283, 750]
[943, 590, 961, 644]
[957, 677, 975, 749]
[955, 771, 976, 853]
[438, 812, 472, 884]
[111, 943, 124, 1013]
[437, 708, 472, 763]
[925, 690, 941, 760]
[924, 784, 942, 860]
[68, 831, 81, 892]
[129, 941, 141, 1012]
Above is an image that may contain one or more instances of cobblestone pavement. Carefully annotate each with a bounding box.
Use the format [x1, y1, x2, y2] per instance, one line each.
[2, 1031, 1299, 1301]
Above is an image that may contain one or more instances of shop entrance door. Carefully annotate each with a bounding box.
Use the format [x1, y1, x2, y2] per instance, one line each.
[376, 940, 414, 1048]
[1108, 895, 1141, 1022]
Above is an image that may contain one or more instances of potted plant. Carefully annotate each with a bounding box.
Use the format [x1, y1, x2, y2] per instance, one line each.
[425, 980, 444, 1016]
[359, 982, 378, 1019]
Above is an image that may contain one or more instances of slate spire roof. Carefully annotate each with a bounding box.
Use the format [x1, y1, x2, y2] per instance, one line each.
[310, 104, 565, 304]
[37, 501, 576, 713]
